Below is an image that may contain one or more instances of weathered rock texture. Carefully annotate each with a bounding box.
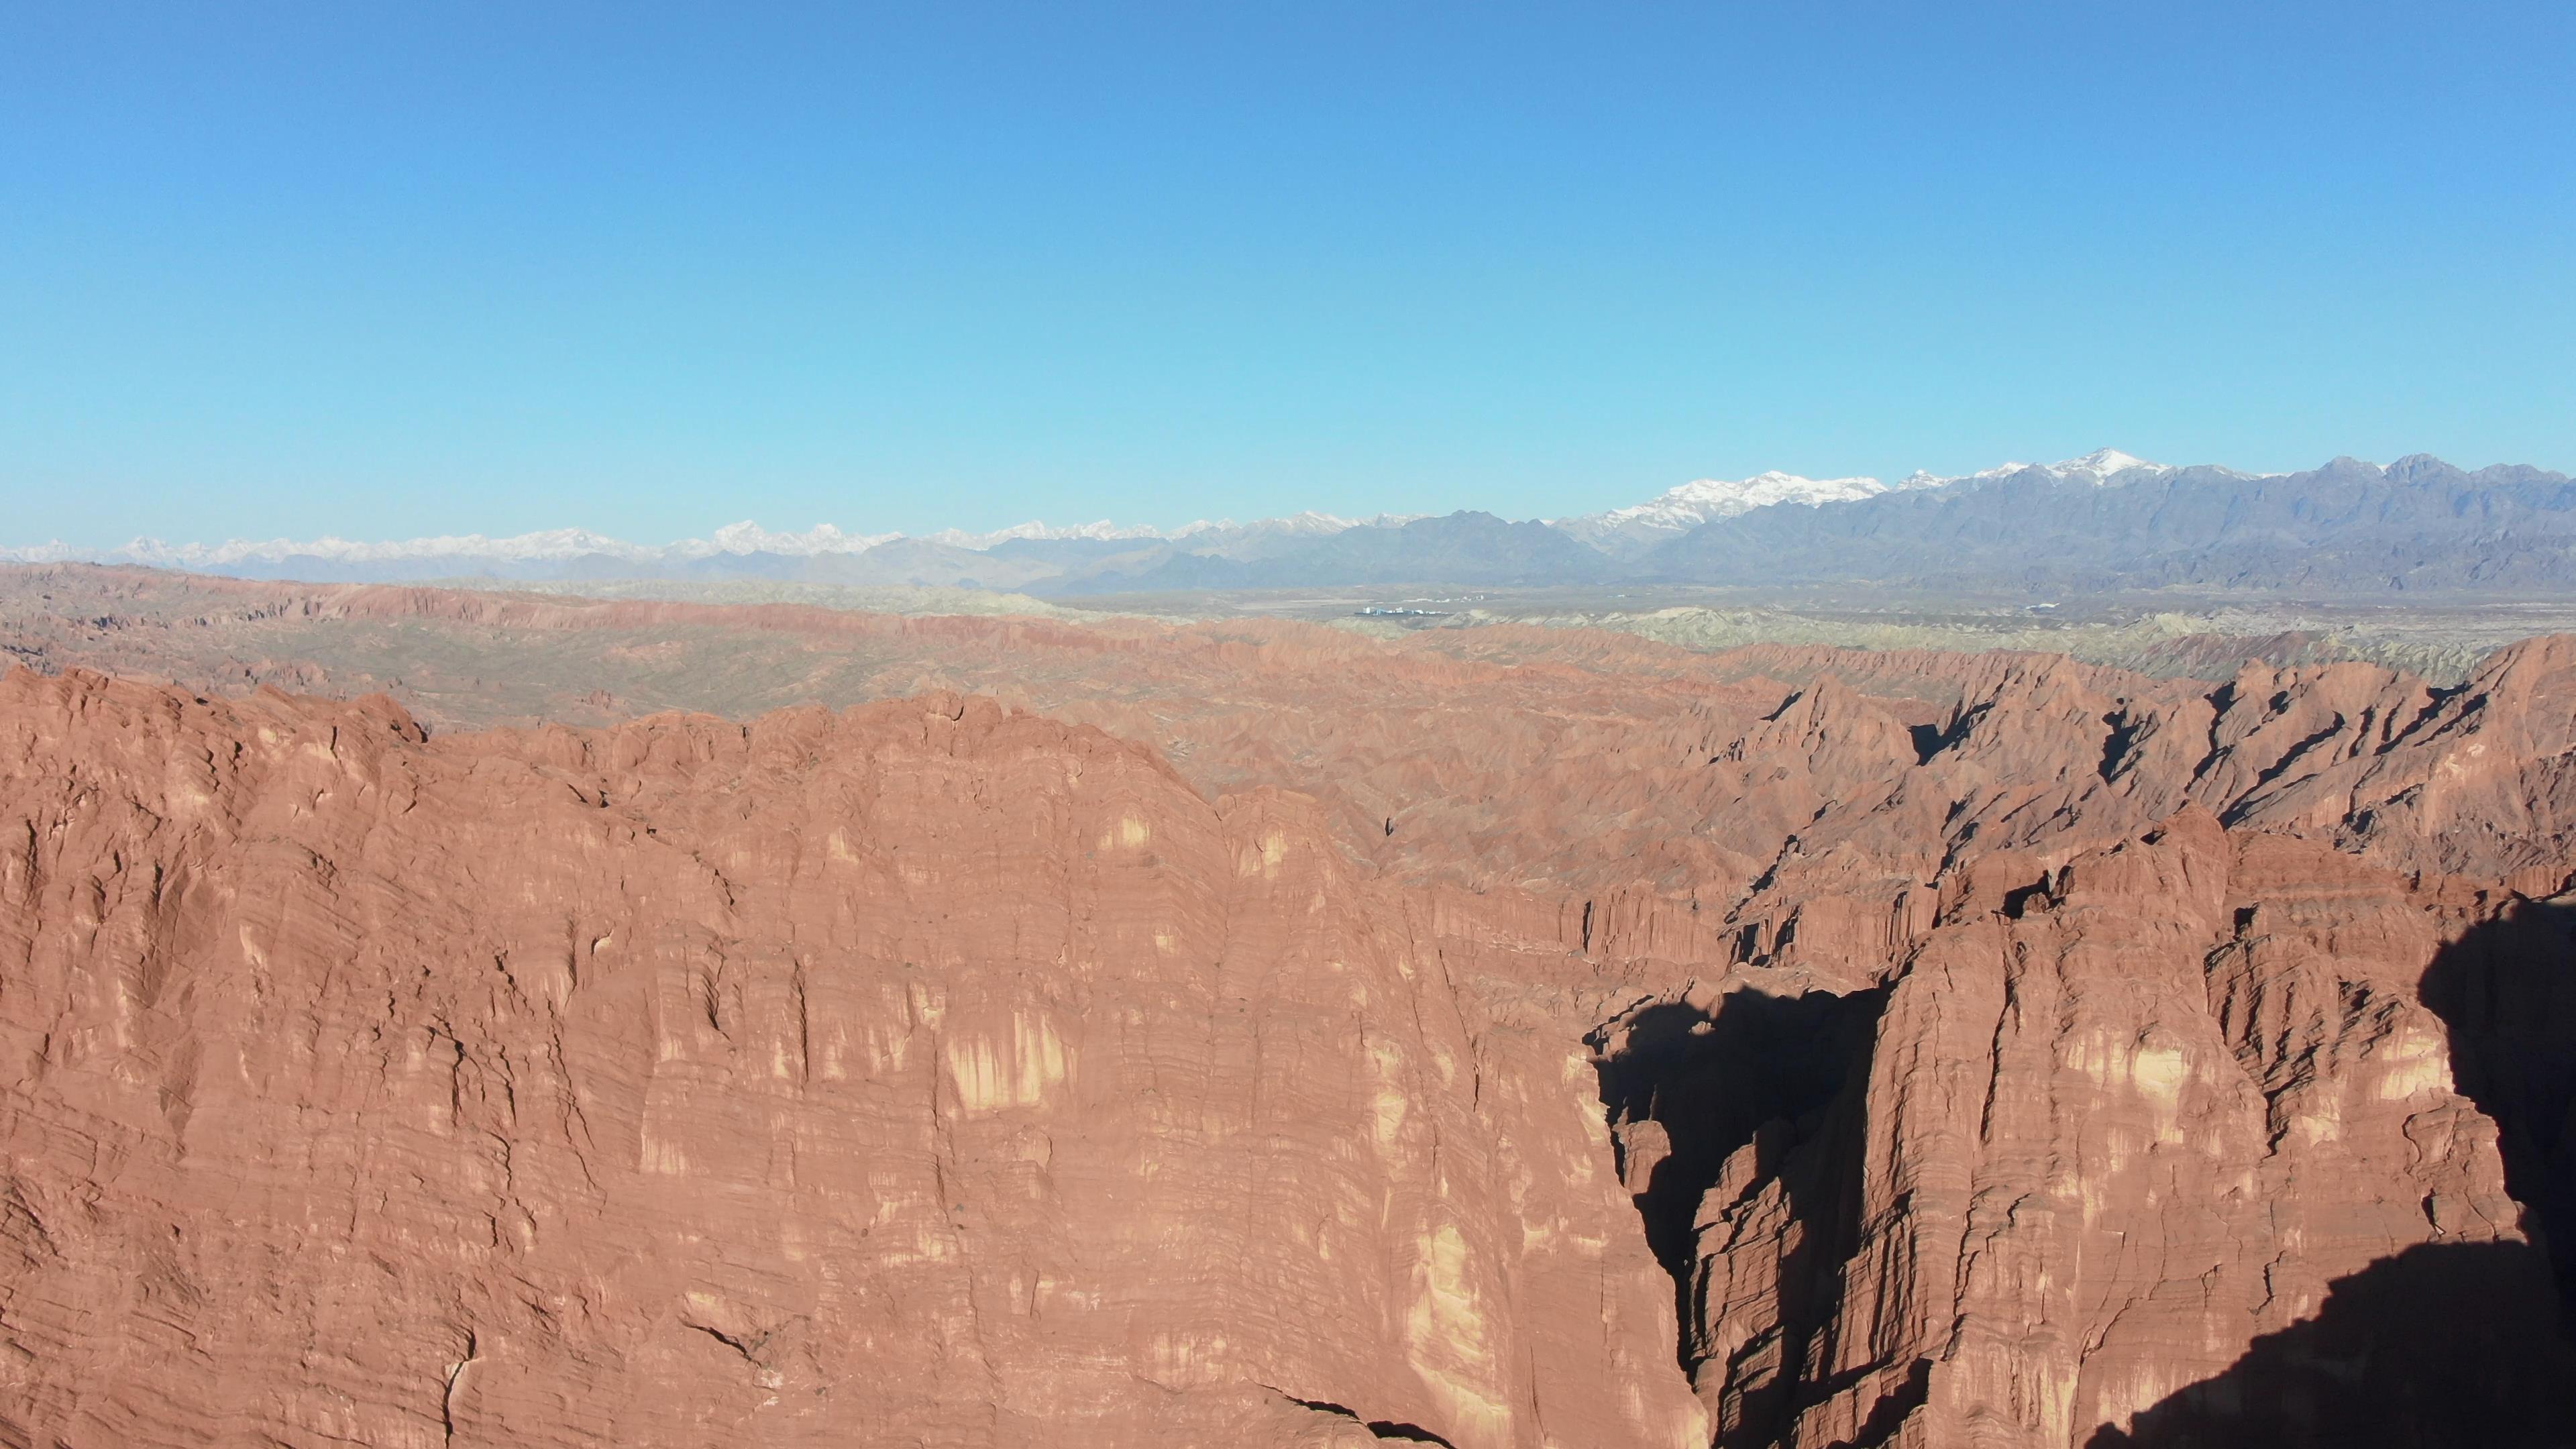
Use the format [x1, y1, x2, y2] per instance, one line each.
[0, 672, 1699, 1448]
[4, 606, 2576, 1446]
[1598, 817, 2573, 1446]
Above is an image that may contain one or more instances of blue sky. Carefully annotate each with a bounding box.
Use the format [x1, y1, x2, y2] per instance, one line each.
[5, 3, 2571, 545]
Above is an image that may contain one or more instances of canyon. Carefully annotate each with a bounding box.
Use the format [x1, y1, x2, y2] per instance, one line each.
[3, 575, 2574, 1446]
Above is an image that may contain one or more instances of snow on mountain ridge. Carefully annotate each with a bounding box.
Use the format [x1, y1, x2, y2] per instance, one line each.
[1556, 449, 2174, 555]
[700, 521, 904, 557]
[1609, 470, 1891, 524]
[1552, 470, 1889, 554]
[1896, 447, 2171, 490]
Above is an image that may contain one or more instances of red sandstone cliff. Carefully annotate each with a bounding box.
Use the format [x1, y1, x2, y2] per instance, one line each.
[4, 618, 2575, 1446]
[0, 671, 1699, 1448]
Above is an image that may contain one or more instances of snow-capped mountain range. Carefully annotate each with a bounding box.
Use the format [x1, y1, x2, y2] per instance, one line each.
[1555, 448, 2184, 553]
[1549, 470, 1893, 552]
[1576, 447, 2308, 557]
[8, 449, 2564, 597]
[3, 449, 2194, 574]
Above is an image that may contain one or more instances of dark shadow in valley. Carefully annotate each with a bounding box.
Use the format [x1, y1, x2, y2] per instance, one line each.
[2084, 1240, 2576, 1448]
[2418, 896, 2576, 1317]
[1592, 985, 1888, 1448]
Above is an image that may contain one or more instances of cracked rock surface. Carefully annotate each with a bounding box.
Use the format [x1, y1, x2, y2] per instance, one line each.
[3, 615, 2576, 1446]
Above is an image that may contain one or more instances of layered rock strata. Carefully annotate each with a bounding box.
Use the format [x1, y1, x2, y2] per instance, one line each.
[4, 626, 2575, 1446]
[0, 672, 1699, 1448]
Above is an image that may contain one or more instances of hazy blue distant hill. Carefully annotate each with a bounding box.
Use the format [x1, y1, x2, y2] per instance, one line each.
[1048, 511, 1615, 593]
[22, 453, 2576, 598]
[983, 535, 1160, 566]
[1644, 455, 2576, 592]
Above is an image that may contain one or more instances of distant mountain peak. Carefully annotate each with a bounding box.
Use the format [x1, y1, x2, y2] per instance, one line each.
[1655, 470, 1890, 513]
[2025, 447, 2166, 484]
[2059, 446, 2160, 476]
[1553, 470, 1890, 553]
[1895, 447, 2169, 490]
[702, 521, 904, 557]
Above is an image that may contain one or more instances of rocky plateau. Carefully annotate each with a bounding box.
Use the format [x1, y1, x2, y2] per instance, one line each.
[3, 578, 2575, 1446]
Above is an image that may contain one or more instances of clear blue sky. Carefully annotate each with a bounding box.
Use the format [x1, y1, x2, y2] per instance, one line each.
[5, 3, 2571, 545]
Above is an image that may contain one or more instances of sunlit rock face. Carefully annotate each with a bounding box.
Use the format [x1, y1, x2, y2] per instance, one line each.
[4, 632, 2576, 1447]
[0, 672, 1700, 1449]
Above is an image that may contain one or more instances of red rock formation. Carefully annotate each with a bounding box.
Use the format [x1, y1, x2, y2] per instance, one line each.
[0, 670, 1702, 1448]
[7, 600, 2576, 1445]
[1598, 814, 2573, 1446]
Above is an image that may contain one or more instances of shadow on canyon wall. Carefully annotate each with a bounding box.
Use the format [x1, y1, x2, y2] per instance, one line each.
[2092, 899, 2576, 1448]
[2419, 896, 2576, 1315]
[1594, 904, 2576, 1449]
[1592, 986, 1887, 1449]
[2084, 1240, 2576, 1448]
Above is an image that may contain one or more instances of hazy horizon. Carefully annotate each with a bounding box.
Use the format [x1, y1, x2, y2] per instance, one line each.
[10, 445, 2553, 560]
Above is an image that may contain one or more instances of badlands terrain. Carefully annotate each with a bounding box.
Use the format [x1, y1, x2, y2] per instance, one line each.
[2, 564, 2575, 1446]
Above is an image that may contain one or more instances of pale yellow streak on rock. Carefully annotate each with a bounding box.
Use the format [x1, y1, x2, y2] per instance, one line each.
[1014, 1013, 1069, 1102]
[1368, 1039, 1409, 1150]
[1405, 1223, 1513, 1446]
[947, 1039, 1003, 1110]
[2130, 1044, 2188, 1104]
[906, 980, 945, 1030]
[1147, 1328, 1223, 1388]
[2373, 1022, 2453, 1099]
[2292, 1095, 2344, 1145]
[2069, 1030, 2191, 1138]
[945, 1013, 1071, 1112]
